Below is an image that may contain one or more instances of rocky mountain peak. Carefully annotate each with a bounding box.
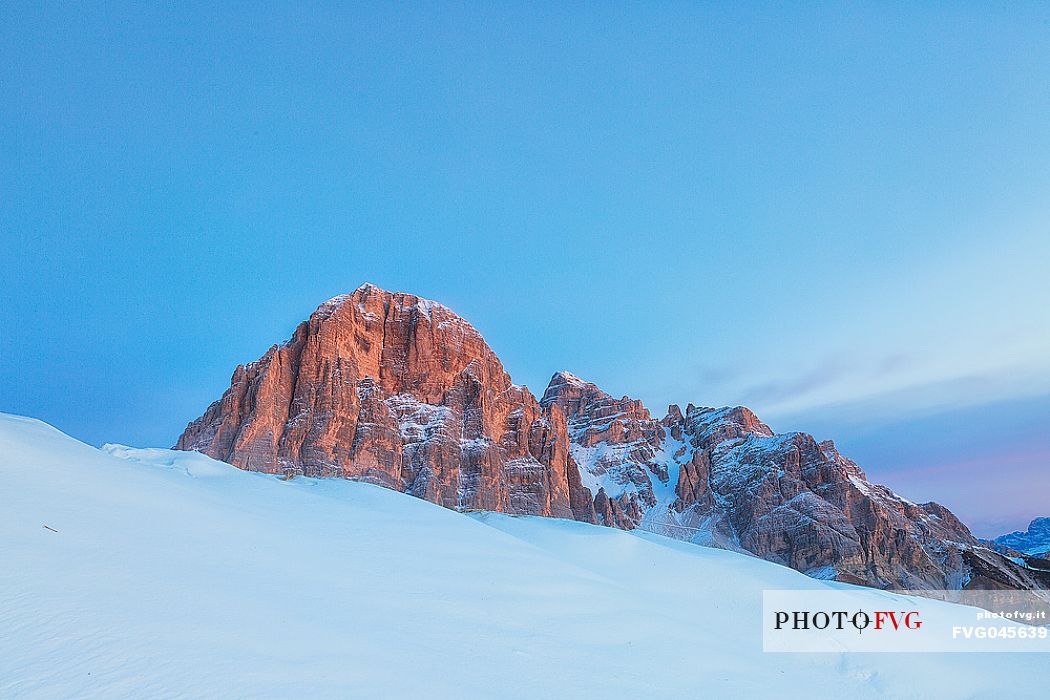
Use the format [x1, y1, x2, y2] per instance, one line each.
[176, 285, 594, 522]
[663, 403, 684, 424]
[176, 286, 1046, 595]
[541, 371, 650, 425]
[995, 517, 1050, 556]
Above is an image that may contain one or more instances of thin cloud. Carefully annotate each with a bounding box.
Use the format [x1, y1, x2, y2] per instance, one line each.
[739, 356, 853, 406]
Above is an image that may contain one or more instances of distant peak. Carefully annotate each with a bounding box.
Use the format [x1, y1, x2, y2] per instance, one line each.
[540, 371, 624, 412]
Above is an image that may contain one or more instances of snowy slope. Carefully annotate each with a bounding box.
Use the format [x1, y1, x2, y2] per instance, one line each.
[1, 413, 1047, 699]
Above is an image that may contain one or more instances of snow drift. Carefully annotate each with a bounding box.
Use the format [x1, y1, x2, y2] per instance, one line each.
[1, 413, 1046, 699]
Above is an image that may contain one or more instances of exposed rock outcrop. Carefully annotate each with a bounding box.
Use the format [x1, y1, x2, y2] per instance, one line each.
[178, 285, 1042, 594]
[541, 371, 1043, 593]
[177, 284, 596, 523]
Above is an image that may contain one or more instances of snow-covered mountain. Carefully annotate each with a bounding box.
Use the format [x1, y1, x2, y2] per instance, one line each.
[539, 371, 1050, 592]
[996, 518, 1050, 557]
[3, 412, 1049, 699]
[176, 284, 1048, 594]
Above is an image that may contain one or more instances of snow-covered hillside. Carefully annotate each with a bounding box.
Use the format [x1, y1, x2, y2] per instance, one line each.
[1, 413, 1046, 699]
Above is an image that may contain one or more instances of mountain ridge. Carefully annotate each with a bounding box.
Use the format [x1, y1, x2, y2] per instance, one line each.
[176, 284, 1048, 594]
[995, 517, 1050, 557]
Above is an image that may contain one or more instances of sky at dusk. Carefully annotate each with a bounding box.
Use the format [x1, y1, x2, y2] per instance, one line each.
[3, 3, 1049, 536]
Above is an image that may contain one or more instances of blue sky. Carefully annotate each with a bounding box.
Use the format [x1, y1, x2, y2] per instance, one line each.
[3, 2, 1048, 536]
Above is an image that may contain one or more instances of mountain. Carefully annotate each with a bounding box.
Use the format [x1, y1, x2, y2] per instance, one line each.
[177, 284, 1047, 593]
[540, 371, 1050, 592]
[177, 283, 595, 522]
[5, 412, 1049, 698]
[995, 518, 1050, 557]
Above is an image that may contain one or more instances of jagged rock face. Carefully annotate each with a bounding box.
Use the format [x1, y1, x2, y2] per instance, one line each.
[994, 518, 1050, 556]
[540, 372, 665, 528]
[179, 285, 1040, 595]
[177, 285, 595, 523]
[541, 372, 1026, 591]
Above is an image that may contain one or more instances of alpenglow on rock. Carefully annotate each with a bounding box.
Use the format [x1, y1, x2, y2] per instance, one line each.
[178, 284, 1048, 594]
[177, 284, 596, 522]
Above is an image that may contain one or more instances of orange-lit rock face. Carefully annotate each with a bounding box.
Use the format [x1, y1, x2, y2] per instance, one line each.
[177, 284, 595, 522]
[179, 284, 1046, 594]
